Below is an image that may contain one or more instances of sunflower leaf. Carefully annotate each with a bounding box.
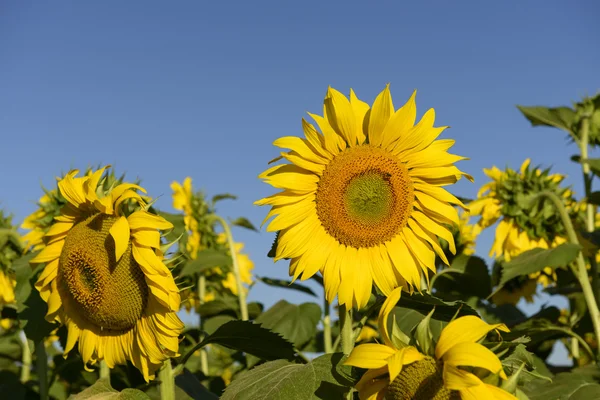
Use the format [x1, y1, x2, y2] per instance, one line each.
[497, 243, 581, 287]
[70, 377, 151, 399]
[517, 105, 576, 134]
[254, 300, 322, 349]
[179, 320, 296, 364]
[179, 249, 232, 276]
[256, 276, 317, 297]
[221, 353, 357, 400]
[521, 367, 600, 400]
[212, 193, 237, 204]
[230, 217, 258, 232]
[394, 292, 478, 321]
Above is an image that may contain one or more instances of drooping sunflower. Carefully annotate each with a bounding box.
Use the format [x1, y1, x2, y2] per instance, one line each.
[470, 159, 574, 304]
[0, 210, 21, 306]
[256, 86, 471, 309]
[29, 166, 184, 381]
[345, 288, 516, 400]
[21, 192, 56, 252]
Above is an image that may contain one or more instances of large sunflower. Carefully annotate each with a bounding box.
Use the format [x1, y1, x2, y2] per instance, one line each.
[345, 288, 515, 400]
[29, 166, 184, 381]
[256, 86, 471, 308]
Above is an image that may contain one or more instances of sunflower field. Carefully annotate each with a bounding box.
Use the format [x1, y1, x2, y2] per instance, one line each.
[0, 86, 599, 400]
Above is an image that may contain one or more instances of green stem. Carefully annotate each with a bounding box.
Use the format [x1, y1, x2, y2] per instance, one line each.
[198, 275, 209, 376]
[35, 341, 48, 400]
[339, 305, 354, 356]
[538, 190, 600, 359]
[579, 116, 600, 303]
[323, 297, 333, 353]
[99, 360, 110, 380]
[19, 332, 31, 383]
[339, 305, 354, 400]
[159, 360, 175, 400]
[214, 216, 248, 321]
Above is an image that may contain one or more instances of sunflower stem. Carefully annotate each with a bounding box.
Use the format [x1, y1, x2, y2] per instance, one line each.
[99, 360, 110, 380]
[197, 275, 209, 376]
[538, 190, 600, 360]
[339, 304, 354, 356]
[323, 297, 333, 353]
[578, 116, 600, 304]
[159, 360, 176, 400]
[214, 216, 248, 321]
[339, 304, 354, 399]
[35, 340, 48, 400]
[19, 331, 31, 383]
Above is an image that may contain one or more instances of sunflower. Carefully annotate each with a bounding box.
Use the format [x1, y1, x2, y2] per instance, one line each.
[28, 166, 184, 381]
[0, 210, 21, 306]
[171, 177, 202, 257]
[21, 192, 55, 252]
[345, 288, 515, 400]
[256, 86, 471, 309]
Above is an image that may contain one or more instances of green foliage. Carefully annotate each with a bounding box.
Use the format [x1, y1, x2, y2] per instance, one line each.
[179, 249, 232, 277]
[221, 353, 357, 400]
[70, 378, 151, 399]
[180, 320, 296, 364]
[256, 276, 317, 297]
[230, 217, 258, 232]
[522, 367, 600, 400]
[432, 254, 492, 300]
[497, 243, 581, 286]
[254, 300, 321, 349]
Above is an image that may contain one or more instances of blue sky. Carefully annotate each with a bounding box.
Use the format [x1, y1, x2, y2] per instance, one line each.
[1, 1, 598, 364]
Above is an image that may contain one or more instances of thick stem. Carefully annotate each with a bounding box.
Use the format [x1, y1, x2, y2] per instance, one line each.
[579, 116, 600, 303]
[339, 304, 354, 356]
[539, 190, 600, 359]
[35, 341, 48, 400]
[323, 297, 333, 353]
[159, 360, 175, 400]
[198, 275, 209, 376]
[99, 360, 110, 380]
[214, 216, 248, 321]
[19, 332, 31, 383]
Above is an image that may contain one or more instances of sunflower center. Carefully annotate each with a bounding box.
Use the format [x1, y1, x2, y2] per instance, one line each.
[57, 213, 148, 332]
[386, 358, 460, 400]
[316, 145, 414, 248]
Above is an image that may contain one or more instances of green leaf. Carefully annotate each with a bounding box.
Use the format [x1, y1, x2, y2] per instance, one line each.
[16, 263, 56, 344]
[175, 368, 219, 400]
[179, 249, 232, 277]
[498, 243, 581, 286]
[180, 320, 295, 364]
[221, 353, 357, 400]
[395, 292, 478, 321]
[432, 255, 492, 299]
[230, 217, 258, 232]
[157, 211, 186, 242]
[571, 157, 600, 176]
[255, 300, 322, 349]
[198, 298, 239, 318]
[502, 344, 552, 385]
[522, 369, 600, 400]
[257, 276, 317, 297]
[415, 309, 435, 356]
[70, 378, 151, 399]
[517, 105, 576, 134]
[212, 193, 237, 204]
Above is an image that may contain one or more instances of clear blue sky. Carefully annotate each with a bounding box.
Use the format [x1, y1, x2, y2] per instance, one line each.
[1, 1, 598, 363]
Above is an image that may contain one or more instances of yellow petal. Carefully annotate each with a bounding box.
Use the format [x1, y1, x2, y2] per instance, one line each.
[349, 89, 369, 144]
[109, 216, 130, 262]
[368, 84, 394, 147]
[436, 315, 509, 360]
[58, 170, 87, 208]
[324, 87, 357, 145]
[31, 240, 64, 263]
[128, 211, 173, 231]
[344, 344, 396, 369]
[378, 287, 402, 347]
[273, 136, 328, 164]
[380, 90, 416, 150]
[442, 342, 507, 378]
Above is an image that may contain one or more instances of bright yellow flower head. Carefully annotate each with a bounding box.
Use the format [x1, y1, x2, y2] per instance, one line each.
[346, 288, 515, 400]
[28, 166, 184, 381]
[256, 86, 471, 309]
[21, 193, 54, 252]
